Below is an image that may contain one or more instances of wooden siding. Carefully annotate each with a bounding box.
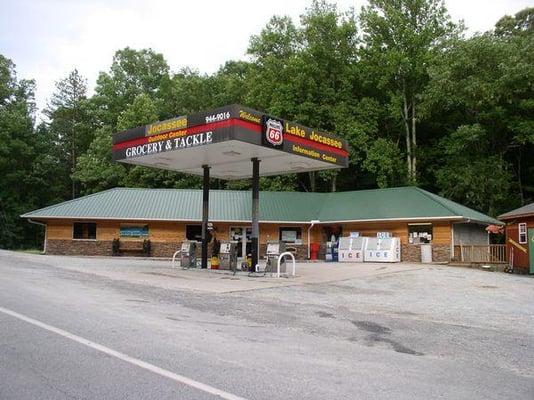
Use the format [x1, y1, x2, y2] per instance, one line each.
[309, 220, 451, 246]
[504, 216, 534, 270]
[46, 220, 75, 240]
[44, 219, 453, 255]
[45, 219, 310, 245]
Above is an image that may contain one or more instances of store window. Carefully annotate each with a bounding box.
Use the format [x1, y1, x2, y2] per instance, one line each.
[279, 227, 302, 244]
[519, 223, 527, 244]
[73, 222, 96, 240]
[120, 225, 148, 238]
[186, 225, 202, 241]
[408, 223, 432, 244]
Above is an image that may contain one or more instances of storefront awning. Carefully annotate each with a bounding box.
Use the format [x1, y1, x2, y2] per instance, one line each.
[112, 104, 349, 180]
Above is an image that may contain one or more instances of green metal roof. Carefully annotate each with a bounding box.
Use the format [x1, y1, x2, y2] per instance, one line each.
[21, 186, 501, 225]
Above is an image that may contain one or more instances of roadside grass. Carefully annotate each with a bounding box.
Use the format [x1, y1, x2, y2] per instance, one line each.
[14, 249, 43, 255]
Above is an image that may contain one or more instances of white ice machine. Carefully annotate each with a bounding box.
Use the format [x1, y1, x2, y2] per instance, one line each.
[338, 236, 367, 263]
[364, 237, 401, 262]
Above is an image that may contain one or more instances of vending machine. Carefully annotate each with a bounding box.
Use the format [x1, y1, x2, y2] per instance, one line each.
[325, 240, 339, 262]
[180, 241, 198, 268]
[325, 241, 333, 262]
[364, 237, 401, 262]
[338, 236, 368, 263]
[218, 241, 238, 270]
[265, 241, 286, 273]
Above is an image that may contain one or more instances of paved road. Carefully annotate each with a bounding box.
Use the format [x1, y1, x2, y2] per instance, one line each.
[1, 250, 533, 399]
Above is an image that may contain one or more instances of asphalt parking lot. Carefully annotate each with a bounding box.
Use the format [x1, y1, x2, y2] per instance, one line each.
[1, 249, 533, 399]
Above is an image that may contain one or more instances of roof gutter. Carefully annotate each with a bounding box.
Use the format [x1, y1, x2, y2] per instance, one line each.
[20, 215, 467, 224]
[461, 217, 504, 226]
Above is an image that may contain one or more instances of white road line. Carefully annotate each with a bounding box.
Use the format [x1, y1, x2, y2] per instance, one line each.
[0, 306, 248, 400]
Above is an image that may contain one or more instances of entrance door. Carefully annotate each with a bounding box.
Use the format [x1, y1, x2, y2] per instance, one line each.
[229, 227, 252, 260]
[529, 228, 534, 274]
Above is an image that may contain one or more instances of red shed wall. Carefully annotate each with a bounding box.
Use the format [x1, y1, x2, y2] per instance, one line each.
[504, 216, 534, 273]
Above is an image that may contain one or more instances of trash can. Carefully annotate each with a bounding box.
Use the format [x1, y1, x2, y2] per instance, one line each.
[210, 256, 219, 269]
[310, 243, 320, 260]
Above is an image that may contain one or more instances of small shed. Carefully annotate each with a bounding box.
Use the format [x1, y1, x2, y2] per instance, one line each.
[499, 203, 534, 274]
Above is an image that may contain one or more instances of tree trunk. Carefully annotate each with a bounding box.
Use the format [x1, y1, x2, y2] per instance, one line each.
[309, 171, 316, 192]
[71, 127, 76, 199]
[517, 151, 524, 205]
[402, 87, 412, 181]
[331, 173, 337, 192]
[411, 97, 417, 182]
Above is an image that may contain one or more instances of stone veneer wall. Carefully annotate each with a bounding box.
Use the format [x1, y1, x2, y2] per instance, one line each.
[431, 244, 451, 263]
[259, 244, 307, 260]
[47, 239, 451, 263]
[46, 239, 113, 256]
[401, 244, 450, 263]
[47, 239, 310, 260]
[401, 244, 421, 262]
[150, 241, 182, 258]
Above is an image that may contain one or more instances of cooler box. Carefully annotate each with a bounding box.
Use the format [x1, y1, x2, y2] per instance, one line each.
[364, 237, 401, 262]
[338, 237, 367, 263]
[310, 243, 320, 260]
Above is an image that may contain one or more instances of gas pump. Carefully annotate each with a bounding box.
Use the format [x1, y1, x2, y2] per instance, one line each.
[265, 241, 286, 273]
[180, 241, 198, 268]
[219, 240, 238, 270]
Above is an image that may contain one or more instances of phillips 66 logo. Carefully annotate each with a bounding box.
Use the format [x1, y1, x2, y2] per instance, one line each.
[265, 118, 283, 146]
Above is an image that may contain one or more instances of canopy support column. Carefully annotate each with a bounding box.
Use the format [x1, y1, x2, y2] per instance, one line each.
[201, 164, 210, 269]
[251, 158, 260, 271]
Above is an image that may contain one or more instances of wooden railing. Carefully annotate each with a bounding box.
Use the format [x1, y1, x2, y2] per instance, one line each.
[454, 244, 506, 264]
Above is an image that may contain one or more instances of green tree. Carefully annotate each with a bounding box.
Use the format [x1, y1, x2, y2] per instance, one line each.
[495, 7, 534, 37]
[434, 125, 516, 215]
[44, 69, 93, 198]
[360, 0, 459, 182]
[422, 22, 534, 213]
[75, 94, 157, 193]
[76, 48, 174, 194]
[92, 47, 170, 129]
[0, 55, 39, 248]
[247, 1, 364, 191]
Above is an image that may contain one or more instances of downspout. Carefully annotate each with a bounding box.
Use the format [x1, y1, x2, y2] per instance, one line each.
[457, 218, 472, 262]
[28, 219, 47, 254]
[307, 220, 320, 259]
[450, 221, 454, 262]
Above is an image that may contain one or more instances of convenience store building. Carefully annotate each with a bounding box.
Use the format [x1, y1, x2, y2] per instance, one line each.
[22, 186, 501, 263]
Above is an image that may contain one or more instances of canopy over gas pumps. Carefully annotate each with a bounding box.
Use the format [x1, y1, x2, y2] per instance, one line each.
[112, 104, 349, 270]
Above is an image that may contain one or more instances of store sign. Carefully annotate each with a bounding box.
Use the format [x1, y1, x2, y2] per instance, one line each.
[265, 119, 283, 146]
[120, 226, 149, 237]
[113, 104, 350, 169]
[284, 121, 345, 150]
[262, 116, 284, 149]
[377, 232, 391, 239]
[146, 116, 187, 136]
[124, 131, 213, 158]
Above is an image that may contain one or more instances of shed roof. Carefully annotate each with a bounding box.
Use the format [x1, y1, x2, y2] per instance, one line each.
[21, 187, 501, 225]
[498, 203, 534, 220]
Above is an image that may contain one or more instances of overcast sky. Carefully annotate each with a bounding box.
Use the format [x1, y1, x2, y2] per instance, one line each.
[0, 0, 531, 114]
